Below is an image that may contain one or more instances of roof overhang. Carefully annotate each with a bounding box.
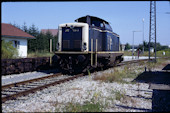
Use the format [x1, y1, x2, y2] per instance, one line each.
[2, 35, 36, 39]
[75, 15, 110, 24]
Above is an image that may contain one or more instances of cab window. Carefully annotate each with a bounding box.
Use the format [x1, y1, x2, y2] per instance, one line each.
[91, 20, 104, 28]
[104, 23, 112, 31]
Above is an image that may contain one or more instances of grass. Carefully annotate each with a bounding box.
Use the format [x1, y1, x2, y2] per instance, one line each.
[111, 90, 126, 101]
[93, 64, 142, 83]
[146, 58, 170, 71]
[60, 92, 105, 112]
[93, 58, 170, 84]
[60, 87, 127, 112]
[123, 49, 170, 57]
[157, 49, 170, 57]
[27, 51, 54, 58]
[64, 100, 103, 112]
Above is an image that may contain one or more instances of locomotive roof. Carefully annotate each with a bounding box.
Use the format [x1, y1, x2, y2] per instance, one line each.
[75, 15, 110, 24]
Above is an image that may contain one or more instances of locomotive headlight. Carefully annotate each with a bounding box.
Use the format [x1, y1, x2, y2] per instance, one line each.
[83, 42, 87, 51]
[56, 43, 60, 50]
[70, 25, 74, 29]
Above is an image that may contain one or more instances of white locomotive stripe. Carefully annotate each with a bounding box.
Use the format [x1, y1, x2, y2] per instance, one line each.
[55, 51, 123, 54]
[91, 27, 119, 37]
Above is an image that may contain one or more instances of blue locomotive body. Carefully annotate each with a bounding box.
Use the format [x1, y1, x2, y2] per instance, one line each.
[88, 28, 120, 52]
[52, 15, 123, 74]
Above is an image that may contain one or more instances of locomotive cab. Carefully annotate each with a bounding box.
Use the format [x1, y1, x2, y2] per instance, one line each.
[75, 15, 112, 32]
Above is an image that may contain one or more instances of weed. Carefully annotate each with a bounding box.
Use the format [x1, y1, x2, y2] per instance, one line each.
[62, 92, 105, 112]
[112, 90, 126, 101]
[93, 62, 148, 84]
[93, 67, 131, 83]
[27, 51, 54, 58]
[146, 58, 169, 71]
[87, 70, 92, 81]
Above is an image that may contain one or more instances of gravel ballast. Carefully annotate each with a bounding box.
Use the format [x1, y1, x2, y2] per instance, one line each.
[2, 70, 153, 112]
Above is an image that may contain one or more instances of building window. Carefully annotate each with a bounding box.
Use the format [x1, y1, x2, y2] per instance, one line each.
[12, 40, 20, 49]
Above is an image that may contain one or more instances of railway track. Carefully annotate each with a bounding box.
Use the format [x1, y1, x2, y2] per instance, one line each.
[2, 73, 84, 103]
[1, 58, 153, 103]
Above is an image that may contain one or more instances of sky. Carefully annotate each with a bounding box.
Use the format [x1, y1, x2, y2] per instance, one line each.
[2, 1, 170, 45]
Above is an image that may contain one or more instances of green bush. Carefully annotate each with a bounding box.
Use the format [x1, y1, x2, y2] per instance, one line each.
[1, 39, 18, 59]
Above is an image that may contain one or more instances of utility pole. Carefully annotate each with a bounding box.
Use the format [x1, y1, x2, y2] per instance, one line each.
[132, 31, 142, 59]
[149, 1, 157, 62]
[50, 39, 52, 53]
[142, 18, 144, 53]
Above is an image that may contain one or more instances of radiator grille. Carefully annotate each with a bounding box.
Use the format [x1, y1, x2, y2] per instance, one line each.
[74, 40, 81, 48]
[63, 40, 70, 49]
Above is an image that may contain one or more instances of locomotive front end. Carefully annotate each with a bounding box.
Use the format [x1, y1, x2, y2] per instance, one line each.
[52, 23, 90, 74]
[57, 23, 89, 52]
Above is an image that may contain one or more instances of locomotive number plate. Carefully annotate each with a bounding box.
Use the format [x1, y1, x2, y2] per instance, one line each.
[65, 28, 79, 32]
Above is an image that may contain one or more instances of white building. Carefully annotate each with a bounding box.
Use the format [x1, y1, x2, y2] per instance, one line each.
[1, 23, 35, 57]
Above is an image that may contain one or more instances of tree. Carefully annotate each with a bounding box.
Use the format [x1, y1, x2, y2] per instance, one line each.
[21, 22, 28, 33]
[53, 34, 58, 51]
[28, 24, 39, 37]
[36, 32, 49, 52]
[27, 24, 39, 52]
[36, 32, 44, 52]
[46, 30, 53, 52]
[143, 41, 148, 51]
[1, 40, 18, 59]
[125, 43, 131, 50]
[138, 41, 168, 52]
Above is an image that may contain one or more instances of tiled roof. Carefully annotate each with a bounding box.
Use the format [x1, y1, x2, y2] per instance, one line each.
[1, 23, 35, 38]
[41, 29, 58, 36]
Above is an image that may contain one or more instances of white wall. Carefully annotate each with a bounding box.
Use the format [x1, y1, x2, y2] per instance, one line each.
[2, 37, 28, 58]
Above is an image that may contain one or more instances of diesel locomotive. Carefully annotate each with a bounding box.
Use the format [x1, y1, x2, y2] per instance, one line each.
[52, 15, 123, 74]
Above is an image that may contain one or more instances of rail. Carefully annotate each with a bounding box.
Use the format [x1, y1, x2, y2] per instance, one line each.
[2, 73, 84, 103]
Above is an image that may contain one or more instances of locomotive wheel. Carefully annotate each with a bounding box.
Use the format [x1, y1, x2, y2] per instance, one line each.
[56, 55, 90, 75]
[113, 59, 119, 66]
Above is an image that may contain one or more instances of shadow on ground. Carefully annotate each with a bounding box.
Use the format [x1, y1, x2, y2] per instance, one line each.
[37, 68, 60, 74]
[133, 64, 170, 112]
